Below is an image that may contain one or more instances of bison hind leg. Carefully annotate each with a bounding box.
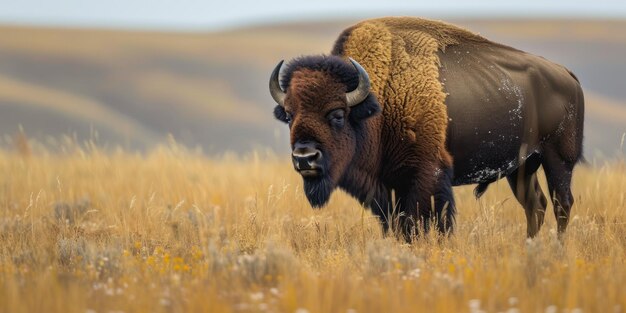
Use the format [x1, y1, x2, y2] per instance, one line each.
[506, 153, 547, 238]
[542, 146, 576, 238]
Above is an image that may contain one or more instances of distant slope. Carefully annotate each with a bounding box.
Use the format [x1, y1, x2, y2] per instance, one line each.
[0, 19, 625, 156]
[583, 91, 626, 156]
[0, 74, 158, 145]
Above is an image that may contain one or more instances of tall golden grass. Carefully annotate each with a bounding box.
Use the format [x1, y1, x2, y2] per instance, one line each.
[0, 142, 624, 313]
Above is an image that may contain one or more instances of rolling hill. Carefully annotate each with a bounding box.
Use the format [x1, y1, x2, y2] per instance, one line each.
[0, 19, 625, 157]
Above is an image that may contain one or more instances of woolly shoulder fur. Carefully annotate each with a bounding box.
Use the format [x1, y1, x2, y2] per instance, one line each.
[332, 17, 491, 167]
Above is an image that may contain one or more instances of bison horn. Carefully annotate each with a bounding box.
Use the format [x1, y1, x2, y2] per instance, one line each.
[345, 58, 371, 107]
[269, 60, 286, 106]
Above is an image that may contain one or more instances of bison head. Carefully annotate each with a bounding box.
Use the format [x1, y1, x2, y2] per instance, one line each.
[269, 55, 381, 207]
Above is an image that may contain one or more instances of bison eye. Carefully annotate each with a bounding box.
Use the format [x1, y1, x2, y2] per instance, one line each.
[327, 109, 345, 128]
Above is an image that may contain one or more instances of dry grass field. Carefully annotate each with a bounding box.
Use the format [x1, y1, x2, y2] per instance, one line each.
[1, 141, 624, 313]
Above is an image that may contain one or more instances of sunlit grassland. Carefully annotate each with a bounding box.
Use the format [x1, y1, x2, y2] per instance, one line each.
[0, 143, 625, 313]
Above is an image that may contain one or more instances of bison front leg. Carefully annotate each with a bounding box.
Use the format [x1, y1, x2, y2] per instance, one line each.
[369, 188, 422, 240]
[396, 190, 433, 241]
[375, 185, 421, 241]
[434, 167, 456, 234]
[369, 190, 395, 235]
[396, 167, 456, 241]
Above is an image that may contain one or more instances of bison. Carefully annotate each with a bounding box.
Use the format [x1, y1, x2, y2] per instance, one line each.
[269, 17, 584, 240]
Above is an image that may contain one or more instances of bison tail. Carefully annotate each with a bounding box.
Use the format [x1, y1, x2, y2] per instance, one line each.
[474, 182, 491, 199]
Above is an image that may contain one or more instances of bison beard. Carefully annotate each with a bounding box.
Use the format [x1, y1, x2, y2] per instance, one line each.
[303, 176, 334, 208]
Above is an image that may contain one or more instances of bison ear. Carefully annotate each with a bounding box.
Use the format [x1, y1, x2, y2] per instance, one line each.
[349, 96, 380, 122]
[273, 105, 289, 123]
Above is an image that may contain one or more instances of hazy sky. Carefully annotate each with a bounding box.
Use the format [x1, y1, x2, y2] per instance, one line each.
[1, 0, 625, 30]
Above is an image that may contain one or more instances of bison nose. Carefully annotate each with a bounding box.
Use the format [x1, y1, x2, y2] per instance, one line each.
[292, 142, 322, 176]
